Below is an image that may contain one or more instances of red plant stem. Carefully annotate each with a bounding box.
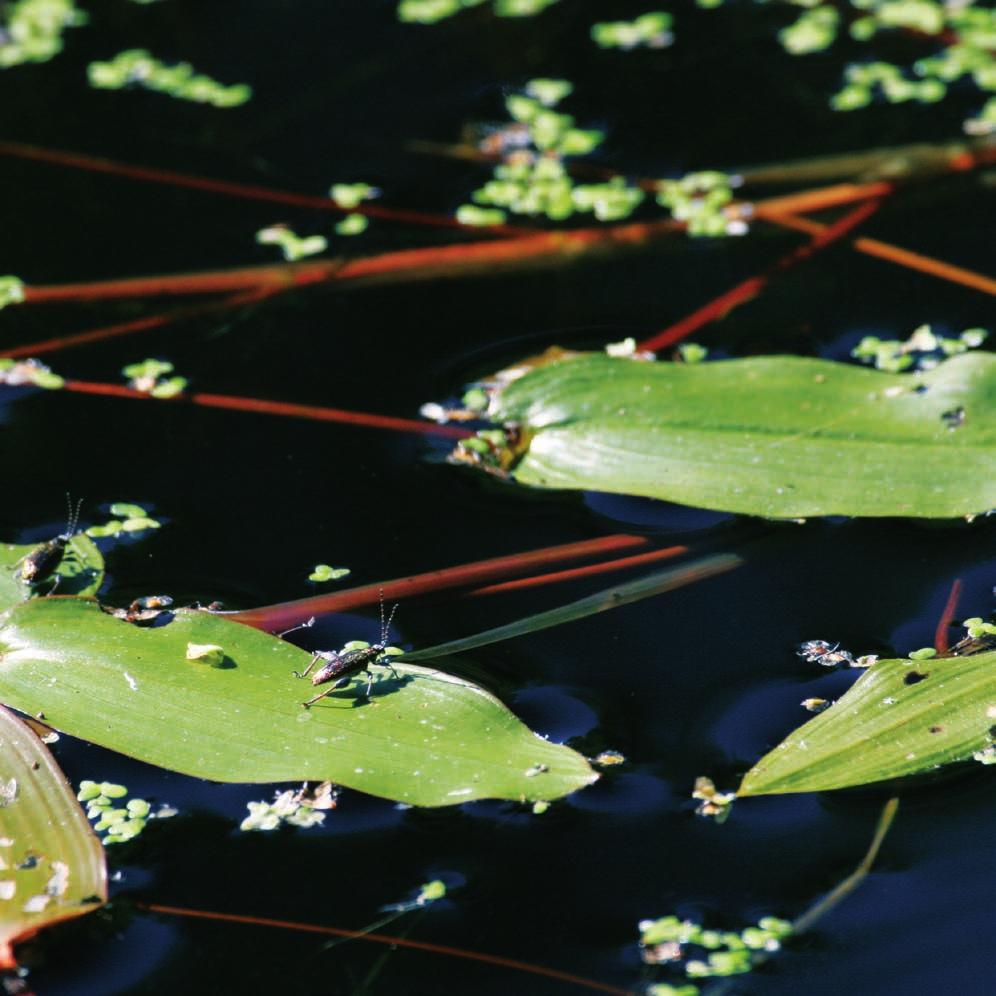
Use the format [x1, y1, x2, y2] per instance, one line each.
[0, 140, 526, 236]
[638, 197, 883, 352]
[761, 213, 996, 296]
[20, 220, 681, 304]
[934, 578, 963, 654]
[60, 379, 470, 439]
[18, 184, 892, 307]
[464, 544, 688, 596]
[137, 903, 633, 996]
[229, 535, 651, 631]
[0, 288, 275, 359]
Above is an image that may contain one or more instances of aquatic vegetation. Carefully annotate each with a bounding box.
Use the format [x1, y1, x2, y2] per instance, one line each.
[328, 182, 379, 209]
[852, 323, 989, 372]
[591, 12, 674, 50]
[334, 213, 369, 235]
[439, 348, 996, 518]
[700, 0, 996, 133]
[640, 912, 792, 990]
[77, 781, 151, 845]
[0, 276, 25, 309]
[255, 224, 327, 261]
[86, 501, 161, 537]
[0, 358, 63, 389]
[0, 707, 105, 970]
[88, 49, 252, 107]
[397, 0, 558, 23]
[240, 786, 331, 831]
[308, 564, 351, 582]
[0, 0, 86, 68]
[122, 357, 187, 397]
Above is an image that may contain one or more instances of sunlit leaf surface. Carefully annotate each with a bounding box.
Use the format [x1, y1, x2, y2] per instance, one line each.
[739, 650, 996, 795]
[0, 705, 106, 968]
[484, 351, 996, 518]
[0, 598, 596, 806]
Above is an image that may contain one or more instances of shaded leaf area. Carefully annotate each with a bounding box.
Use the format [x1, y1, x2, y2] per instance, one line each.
[0, 599, 596, 807]
[482, 351, 996, 518]
[739, 650, 996, 795]
[0, 535, 104, 612]
[0, 705, 106, 969]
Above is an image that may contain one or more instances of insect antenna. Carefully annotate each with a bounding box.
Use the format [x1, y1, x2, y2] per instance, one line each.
[378, 587, 399, 646]
[64, 493, 84, 538]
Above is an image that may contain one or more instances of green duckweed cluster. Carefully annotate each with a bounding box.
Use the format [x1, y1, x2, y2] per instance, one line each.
[86, 501, 161, 537]
[0, 0, 85, 68]
[591, 12, 673, 50]
[398, 0, 559, 24]
[656, 171, 746, 236]
[699, 0, 996, 135]
[962, 616, 996, 640]
[122, 357, 187, 398]
[256, 225, 328, 261]
[0, 276, 25, 309]
[640, 913, 793, 989]
[88, 49, 251, 107]
[0, 358, 63, 389]
[309, 564, 351, 582]
[460, 80, 744, 233]
[241, 788, 332, 831]
[78, 780, 151, 845]
[851, 323, 988, 372]
[461, 79, 640, 224]
[329, 182, 379, 209]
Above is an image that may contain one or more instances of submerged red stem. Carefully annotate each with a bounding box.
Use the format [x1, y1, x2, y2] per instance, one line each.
[138, 903, 633, 995]
[934, 578, 964, 654]
[639, 198, 883, 352]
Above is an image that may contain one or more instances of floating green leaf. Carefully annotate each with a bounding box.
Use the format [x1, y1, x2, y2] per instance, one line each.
[739, 650, 996, 795]
[468, 350, 996, 519]
[0, 536, 104, 612]
[0, 706, 106, 969]
[0, 599, 596, 806]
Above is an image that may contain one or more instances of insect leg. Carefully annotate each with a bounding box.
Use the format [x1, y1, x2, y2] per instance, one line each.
[292, 652, 323, 679]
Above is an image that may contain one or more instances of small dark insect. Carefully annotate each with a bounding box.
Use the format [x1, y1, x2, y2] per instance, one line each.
[293, 599, 401, 707]
[797, 639, 854, 667]
[941, 406, 965, 430]
[18, 495, 83, 590]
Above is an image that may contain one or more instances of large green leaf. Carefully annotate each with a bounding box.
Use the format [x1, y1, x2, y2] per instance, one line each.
[479, 351, 996, 518]
[739, 650, 996, 795]
[0, 535, 104, 612]
[0, 598, 596, 806]
[0, 705, 106, 969]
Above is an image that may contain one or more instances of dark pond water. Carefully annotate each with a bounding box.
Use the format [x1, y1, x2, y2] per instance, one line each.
[2, 1, 994, 994]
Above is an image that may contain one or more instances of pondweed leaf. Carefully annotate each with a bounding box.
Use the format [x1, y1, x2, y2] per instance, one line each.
[739, 650, 996, 795]
[0, 706, 106, 969]
[0, 598, 596, 807]
[465, 350, 996, 519]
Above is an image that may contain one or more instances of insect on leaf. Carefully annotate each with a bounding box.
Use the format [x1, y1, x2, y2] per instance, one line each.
[0, 535, 104, 613]
[0, 598, 596, 807]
